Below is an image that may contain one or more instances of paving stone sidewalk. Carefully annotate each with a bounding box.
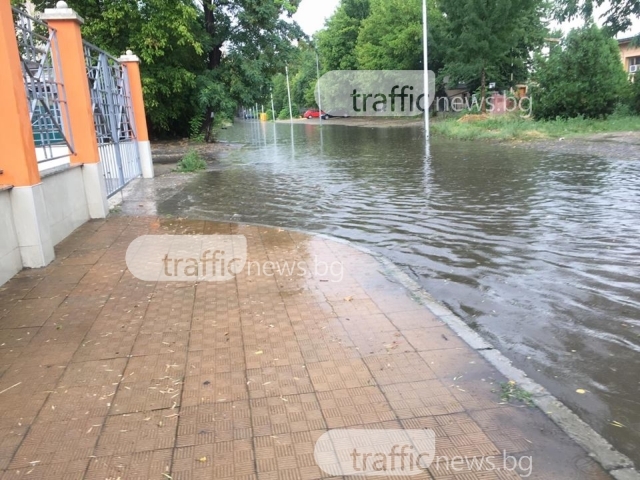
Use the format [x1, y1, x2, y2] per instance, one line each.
[0, 217, 610, 479]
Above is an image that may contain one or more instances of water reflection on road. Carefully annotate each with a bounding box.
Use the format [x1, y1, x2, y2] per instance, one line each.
[160, 120, 640, 465]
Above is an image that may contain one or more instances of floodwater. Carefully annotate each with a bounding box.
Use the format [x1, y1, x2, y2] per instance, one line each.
[160, 120, 640, 466]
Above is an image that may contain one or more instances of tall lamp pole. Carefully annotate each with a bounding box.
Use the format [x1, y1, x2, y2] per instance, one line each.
[270, 89, 276, 122]
[315, 47, 323, 126]
[423, 0, 430, 139]
[285, 65, 293, 122]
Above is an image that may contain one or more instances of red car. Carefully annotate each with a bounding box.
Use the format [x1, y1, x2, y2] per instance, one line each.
[303, 109, 329, 120]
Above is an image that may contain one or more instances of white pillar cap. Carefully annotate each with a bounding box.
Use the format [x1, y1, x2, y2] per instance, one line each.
[41, 1, 84, 24]
[118, 51, 140, 63]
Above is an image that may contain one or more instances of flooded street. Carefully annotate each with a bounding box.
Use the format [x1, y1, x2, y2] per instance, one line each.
[157, 121, 640, 464]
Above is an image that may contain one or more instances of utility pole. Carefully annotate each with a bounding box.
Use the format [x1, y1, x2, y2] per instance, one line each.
[315, 48, 323, 126]
[423, 0, 430, 139]
[270, 90, 276, 122]
[285, 65, 293, 122]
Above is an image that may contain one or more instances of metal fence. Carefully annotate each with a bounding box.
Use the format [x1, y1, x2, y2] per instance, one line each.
[83, 41, 140, 197]
[12, 7, 74, 168]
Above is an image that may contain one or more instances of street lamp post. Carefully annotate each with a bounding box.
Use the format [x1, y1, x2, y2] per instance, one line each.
[423, 0, 430, 139]
[285, 65, 293, 122]
[270, 90, 276, 122]
[315, 48, 323, 127]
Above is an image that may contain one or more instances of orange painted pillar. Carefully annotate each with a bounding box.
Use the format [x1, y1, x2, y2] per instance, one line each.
[119, 50, 154, 178]
[0, 0, 41, 188]
[41, 1, 109, 218]
[0, 0, 55, 268]
[41, 2, 99, 166]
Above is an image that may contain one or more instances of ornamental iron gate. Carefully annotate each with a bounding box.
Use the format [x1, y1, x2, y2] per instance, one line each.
[12, 7, 74, 167]
[83, 41, 141, 197]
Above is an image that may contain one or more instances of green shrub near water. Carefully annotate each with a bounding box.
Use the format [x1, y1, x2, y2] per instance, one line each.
[278, 105, 299, 120]
[532, 24, 628, 120]
[430, 114, 640, 141]
[176, 150, 207, 172]
[631, 80, 640, 115]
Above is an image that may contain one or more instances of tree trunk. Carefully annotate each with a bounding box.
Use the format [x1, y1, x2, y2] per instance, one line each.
[203, 1, 222, 142]
[480, 66, 486, 114]
[203, 108, 214, 143]
[209, 46, 223, 70]
[205, 2, 223, 69]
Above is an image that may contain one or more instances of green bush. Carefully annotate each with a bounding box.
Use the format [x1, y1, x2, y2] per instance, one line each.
[532, 24, 628, 120]
[176, 150, 207, 172]
[631, 79, 640, 114]
[277, 105, 299, 120]
[431, 113, 640, 141]
[611, 102, 633, 118]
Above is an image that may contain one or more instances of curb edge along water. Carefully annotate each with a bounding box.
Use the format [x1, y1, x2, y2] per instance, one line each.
[313, 232, 640, 480]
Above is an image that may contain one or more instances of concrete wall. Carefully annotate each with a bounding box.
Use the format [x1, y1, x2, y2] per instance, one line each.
[41, 165, 90, 246]
[0, 165, 91, 286]
[36, 146, 72, 173]
[0, 189, 22, 286]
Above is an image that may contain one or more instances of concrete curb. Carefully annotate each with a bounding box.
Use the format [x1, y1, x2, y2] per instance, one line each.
[312, 232, 639, 479]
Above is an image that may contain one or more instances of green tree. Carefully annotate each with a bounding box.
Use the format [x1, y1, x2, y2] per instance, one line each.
[199, 0, 304, 140]
[440, 0, 547, 112]
[268, 42, 323, 118]
[291, 44, 321, 109]
[19, 0, 305, 139]
[316, 0, 371, 71]
[532, 24, 629, 119]
[271, 73, 289, 115]
[553, 0, 640, 35]
[21, 0, 207, 137]
[631, 78, 640, 114]
[356, 0, 446, 72]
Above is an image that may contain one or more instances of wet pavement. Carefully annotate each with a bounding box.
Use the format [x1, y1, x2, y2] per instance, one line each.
[524, 132, 640, 161]
[0, 217, 617, 479]
[117, 121, 640, 467]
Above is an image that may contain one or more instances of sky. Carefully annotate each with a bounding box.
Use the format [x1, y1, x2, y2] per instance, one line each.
[292, 0, 639, 38]
[293, 0, 340, 36]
